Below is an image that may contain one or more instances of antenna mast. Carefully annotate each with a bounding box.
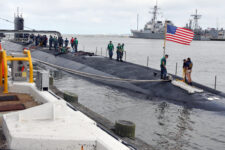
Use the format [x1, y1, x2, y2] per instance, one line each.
[191, 9, 202, 30]
[149, 0, 159, 32]
[17, 7, 19, 17]
[137, 14, 139, 30]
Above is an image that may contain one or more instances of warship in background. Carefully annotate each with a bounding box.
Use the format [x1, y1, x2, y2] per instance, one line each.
[131, 4, 225, 41]
[185, 9, 225, 41]
[131, 4, 174, 39]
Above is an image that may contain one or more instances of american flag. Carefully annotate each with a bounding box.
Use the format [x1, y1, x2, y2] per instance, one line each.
[166, 25, 194, 45]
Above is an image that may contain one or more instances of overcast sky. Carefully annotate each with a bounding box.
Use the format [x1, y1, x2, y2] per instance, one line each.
[0, 0, 224, 34]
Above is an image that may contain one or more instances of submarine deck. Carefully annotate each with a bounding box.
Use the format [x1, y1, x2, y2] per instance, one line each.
[32, 48, 225, 111]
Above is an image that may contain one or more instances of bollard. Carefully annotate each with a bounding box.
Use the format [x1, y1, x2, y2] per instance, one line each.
[147, 56, 149, 67]
[214, 75, 217, 90]
[115, 120, 135, 139]
[125, 51, 127, 61]
[63, 91, 78, 103]
[175, 62, 178, 76]
[101, 47, 102, 56]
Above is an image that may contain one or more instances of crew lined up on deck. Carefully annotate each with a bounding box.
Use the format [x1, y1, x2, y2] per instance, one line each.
[34, 34, 48, 47]
[70, 37, 78, 52]
[49, 36, 71, 51]
[32, 34, 79, 54]
[107, 41, 125, 62]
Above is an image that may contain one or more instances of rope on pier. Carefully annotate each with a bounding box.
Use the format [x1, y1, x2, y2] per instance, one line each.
[34, 59, 170, 83]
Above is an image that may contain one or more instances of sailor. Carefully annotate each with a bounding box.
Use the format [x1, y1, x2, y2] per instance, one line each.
[54, 36, 58, 51]
[49, 35, 53, 50]
[74, 38, 78, 52]
[61, 37, 64, 47]
[58, 37, 63, 47]
[40, 35, 43, 46]
[58, 37, 61, 47]
[57, 37, 60, 47]
[44, 35, 48, 47]
[116, 43, 121, 61]
[35, 35, 40, 46]
[30, 34, 34, 42]
[120, 43, 125, 62]
[186, 58, 193, 85]
[183, 59, 188, 82]
[160, 54, 168, 79]
[64, 38, 69, 47]
[60, 46, 68, 53]
[70, 37, 74, 50]
[35, 36, 38, 46]
[107, 41, 114, 59]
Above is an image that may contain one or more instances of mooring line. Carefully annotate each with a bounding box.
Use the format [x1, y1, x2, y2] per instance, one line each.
[34, 58, 169, 83]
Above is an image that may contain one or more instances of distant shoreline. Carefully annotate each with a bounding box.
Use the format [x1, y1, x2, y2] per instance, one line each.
[62, 34, 131, 37]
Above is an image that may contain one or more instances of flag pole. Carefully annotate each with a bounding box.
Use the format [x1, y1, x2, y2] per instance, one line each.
[163, 20, 167, 56]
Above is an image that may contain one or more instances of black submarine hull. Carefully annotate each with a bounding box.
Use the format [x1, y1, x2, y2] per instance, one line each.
[30, 49, 225, 112]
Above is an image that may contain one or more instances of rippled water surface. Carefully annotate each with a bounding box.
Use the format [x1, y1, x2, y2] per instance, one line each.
[55, 74, 225, 150]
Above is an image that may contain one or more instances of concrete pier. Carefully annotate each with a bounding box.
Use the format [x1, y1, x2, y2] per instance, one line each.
[50, 85, 154, 150]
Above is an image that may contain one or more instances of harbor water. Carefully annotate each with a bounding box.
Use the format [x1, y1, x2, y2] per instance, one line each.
[54, 35, 225, 150]
[55, 74, 225, 150]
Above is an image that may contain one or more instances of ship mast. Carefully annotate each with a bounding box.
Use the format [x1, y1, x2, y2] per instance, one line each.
[152, 5, 158, 24]
[149, 0, 159, 31]
[191, 9, 202, 30]
[150, 0, 159, 30]
[137, 14, 139, 30]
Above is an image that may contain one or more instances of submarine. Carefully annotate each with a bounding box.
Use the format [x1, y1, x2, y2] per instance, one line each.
[0, 8, 61, 45]
[29, 49, 225, 112]
[1, 12, 225, 112]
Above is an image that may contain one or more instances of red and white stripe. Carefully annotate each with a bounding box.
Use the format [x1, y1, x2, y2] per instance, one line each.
[166, 27, 194, 45]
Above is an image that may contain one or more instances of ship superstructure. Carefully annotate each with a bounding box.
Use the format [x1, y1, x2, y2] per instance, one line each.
[186, 9, 225, 41]
[132, 5, 225, 41]
[131, 3, 173, 39]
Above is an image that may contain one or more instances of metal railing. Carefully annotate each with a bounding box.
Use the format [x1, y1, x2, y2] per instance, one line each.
[0, 49, 33, 93]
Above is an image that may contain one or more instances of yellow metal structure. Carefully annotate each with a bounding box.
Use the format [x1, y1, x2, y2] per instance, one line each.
[0, 49, 34, 93]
